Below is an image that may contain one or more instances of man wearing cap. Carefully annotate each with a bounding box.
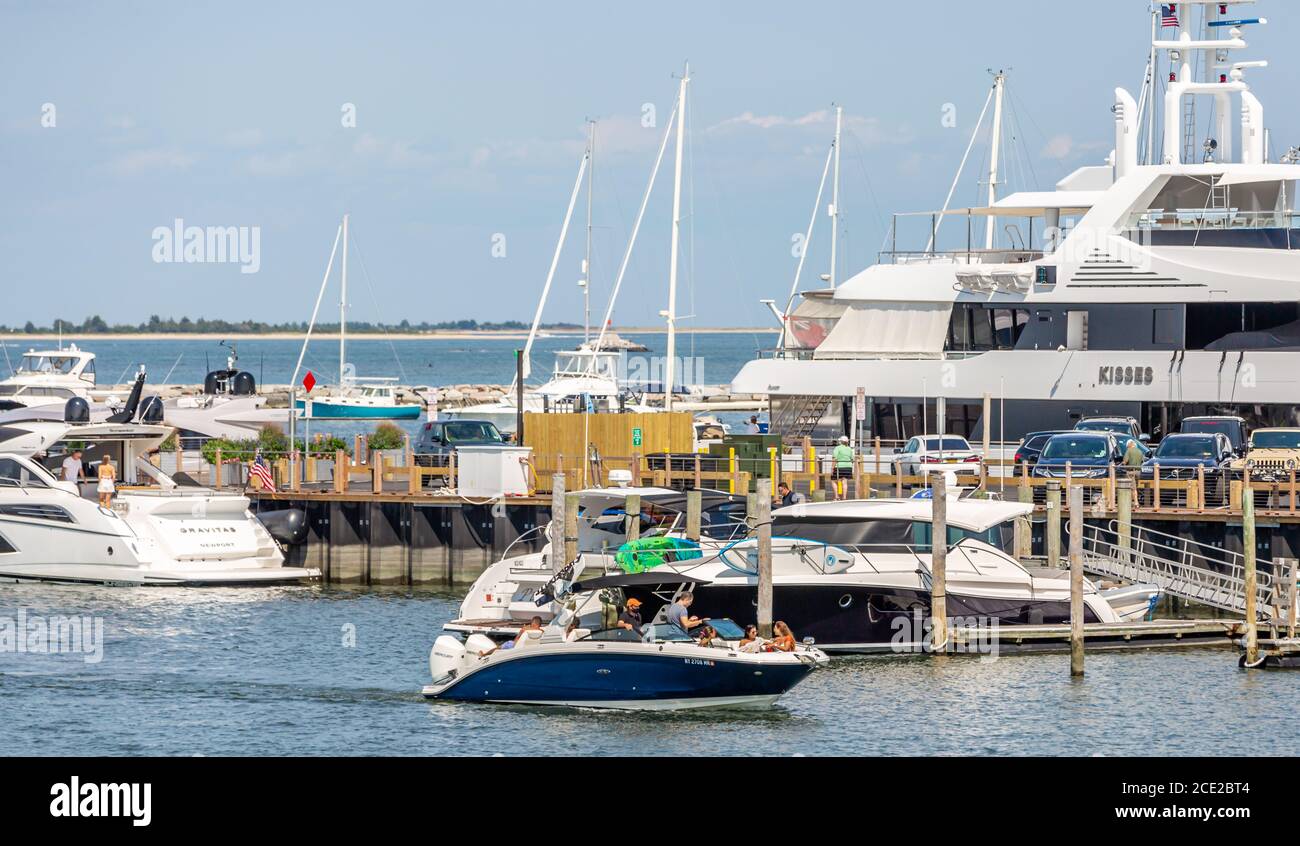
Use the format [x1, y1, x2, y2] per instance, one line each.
[616, 598, 644, 637]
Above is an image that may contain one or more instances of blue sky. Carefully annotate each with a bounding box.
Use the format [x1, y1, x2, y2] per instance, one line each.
[3, 0, 1296, 328]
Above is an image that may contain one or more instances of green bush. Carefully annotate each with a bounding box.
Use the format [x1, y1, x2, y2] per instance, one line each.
[368, 422, 406, 451]
[201, 431, 352, 464]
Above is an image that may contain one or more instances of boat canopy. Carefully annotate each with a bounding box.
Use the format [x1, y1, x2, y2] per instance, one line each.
[814, 302, 950, 358]
[774, 497, 1032, 533]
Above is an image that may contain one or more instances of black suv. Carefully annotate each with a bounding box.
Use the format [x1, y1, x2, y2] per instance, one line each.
[1179, 415, 1248, 457]
[413, 419, 508, 465]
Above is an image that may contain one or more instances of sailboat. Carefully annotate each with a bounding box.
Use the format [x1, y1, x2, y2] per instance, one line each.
[447, 69, 695, 431]
[292, 214, 422, 420]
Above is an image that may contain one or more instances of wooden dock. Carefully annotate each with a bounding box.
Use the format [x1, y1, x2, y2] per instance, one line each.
[947, 619, 1242, 655]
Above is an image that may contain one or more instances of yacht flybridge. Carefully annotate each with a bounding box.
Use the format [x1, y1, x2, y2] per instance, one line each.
[735, 1, 1300, 441]
[0, 345, 97, 411]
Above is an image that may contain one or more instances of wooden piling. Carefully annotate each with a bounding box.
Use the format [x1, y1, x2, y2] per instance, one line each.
[685, 489, 702, 541]
[334, 449, 346, 494]
[1069, 485, 1085, 677]
[1286, 557, 1299, 640]
[930, 473, 948, 652]
[1013, 513, 1032, 564]
[756, 478, 773, 638]
[563, 492, 579, 567]
[1045, 480, 1062, 569]
[1244, 478, 1259, 666]
[624, 493, 641, 542]
[1117, 477, 1133, 564]
[214, 447, 222, 490]
[370, 449, 382, 494]
[550, 473, 565, 575]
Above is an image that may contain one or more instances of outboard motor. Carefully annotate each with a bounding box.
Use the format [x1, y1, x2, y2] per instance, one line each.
[138, 395, 164, 423]
[430, 635, 468, 683]
[255, 508, 308, 546]
[231, 371, 257, 396]
[64, 396, 90, 424]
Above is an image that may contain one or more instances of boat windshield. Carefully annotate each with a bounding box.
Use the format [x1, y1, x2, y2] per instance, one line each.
[0, 457, 51, 489]
[771, 516, 1013, 554]
[1042, 435, 1109, 461]
[1155, 437, 1216, 459]
[16, 354, 80, 375]
[1251, 431, 1300, 450]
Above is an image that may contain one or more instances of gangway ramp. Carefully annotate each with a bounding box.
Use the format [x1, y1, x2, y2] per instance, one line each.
[1079, 521, 1281, 615]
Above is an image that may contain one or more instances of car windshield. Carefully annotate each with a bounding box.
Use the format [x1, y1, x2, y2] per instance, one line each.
[1076, 420, 1128, 435]
[1042, 435, 1109, 460]
[1251, 431, 1300, 450]
[443, 422, 502, 443]
[922, 438, 969, 451]
[1156, 437, 1216, 459]
[1183, 420, 1238, 440]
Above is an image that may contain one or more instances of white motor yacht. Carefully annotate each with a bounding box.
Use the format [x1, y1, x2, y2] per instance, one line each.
[0, 344, 97, 411]
[0, 409, 318, 586]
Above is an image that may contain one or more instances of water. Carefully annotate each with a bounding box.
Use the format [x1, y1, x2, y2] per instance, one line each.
[3, 583, 1295, 756]
[0, 332, 773, 393]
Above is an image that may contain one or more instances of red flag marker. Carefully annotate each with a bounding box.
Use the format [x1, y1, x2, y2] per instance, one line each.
[302, 371, 316, 392]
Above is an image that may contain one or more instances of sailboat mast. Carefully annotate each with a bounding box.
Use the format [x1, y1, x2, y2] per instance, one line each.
[583, 120, 595, 345]
[340, 213, 349, 385]
[829, 104, 842, 289]
[984, 71, 1005, 251]
[663, 64, 689, 413]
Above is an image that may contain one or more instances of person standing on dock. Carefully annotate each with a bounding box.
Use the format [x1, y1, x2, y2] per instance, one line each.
[832, 436, 854, 500]
[744, 415, 760, 434]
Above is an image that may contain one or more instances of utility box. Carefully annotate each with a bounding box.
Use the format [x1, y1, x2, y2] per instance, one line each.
[456, 445, 533, 497]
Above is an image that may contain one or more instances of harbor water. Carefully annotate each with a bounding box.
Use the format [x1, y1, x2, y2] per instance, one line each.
[2, 582, 1295, 756]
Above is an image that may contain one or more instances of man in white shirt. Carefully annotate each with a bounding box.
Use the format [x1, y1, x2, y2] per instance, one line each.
[61, 449, 84, 483]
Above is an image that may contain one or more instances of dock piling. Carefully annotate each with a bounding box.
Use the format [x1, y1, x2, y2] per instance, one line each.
[1117, 477, 1133, 564]
[756, 479, 773, 638]
[1045, 480, 1062, 569]
[1069, 485, 1085, 677]
[624, 493, 641, 542]
[685, 489, 701, 541]
[1244, 479, 1259, 666]
[550, 473, 565, 575]
[931, 473, 948, 652]
[563, 492, 579, 568]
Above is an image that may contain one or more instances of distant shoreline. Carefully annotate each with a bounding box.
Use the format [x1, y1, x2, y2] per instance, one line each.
[2, 327, 777, 342]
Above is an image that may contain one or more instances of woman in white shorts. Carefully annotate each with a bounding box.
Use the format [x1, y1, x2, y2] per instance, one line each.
[97, 454, 116, 508]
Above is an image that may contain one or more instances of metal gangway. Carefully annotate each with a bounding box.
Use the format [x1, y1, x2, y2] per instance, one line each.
[1078, 521, 1280, 615]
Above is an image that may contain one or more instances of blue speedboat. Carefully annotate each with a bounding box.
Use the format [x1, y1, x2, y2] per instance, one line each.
[423, 616, 827, 710]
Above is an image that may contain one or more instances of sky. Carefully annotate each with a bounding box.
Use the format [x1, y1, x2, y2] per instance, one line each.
[3, 0, 1297, 329]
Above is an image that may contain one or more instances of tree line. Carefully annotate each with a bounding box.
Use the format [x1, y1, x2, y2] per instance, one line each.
[3, 316, 582, 334]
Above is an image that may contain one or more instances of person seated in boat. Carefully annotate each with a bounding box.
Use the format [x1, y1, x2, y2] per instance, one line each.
[492, 616, 544, 653]
[765, 621, 796, 653]
[738, 624, 765, 653]
[776, 481, 804, 508]
[695, 625, 723, 648]
[616, 597, 644, 637]
[564, 617, 584, 642]
[666, 592, 706, 639]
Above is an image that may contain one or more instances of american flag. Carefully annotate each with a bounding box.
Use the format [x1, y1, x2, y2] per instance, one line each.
[249, 452, 276, 491]
[1161, 4, 1180, 27]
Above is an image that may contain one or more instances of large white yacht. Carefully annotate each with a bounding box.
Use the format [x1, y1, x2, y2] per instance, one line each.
[733, 1, 1300, 442]
[0, 344, 97, 411]
[0, 407, 318, 586]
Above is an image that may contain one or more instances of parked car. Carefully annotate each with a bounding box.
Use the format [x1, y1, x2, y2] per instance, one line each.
[1075, 416, 1147, 444]
[1231, 427, 1300, 481]
[1180, 415, 1248, 457]
[1014, 430, 1069, 468]
[413, 418, 509, 466]
[1140, 433, 1235, 480]
[1031, 432, 1122, 478]
[892, 435, 981, 476]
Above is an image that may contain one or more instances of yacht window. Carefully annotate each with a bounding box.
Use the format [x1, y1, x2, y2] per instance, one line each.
[83, 358, 95, 378]
[0, 458, 49, 489]
[771, 517, 915, 552]
[911, 521, 1015, 555]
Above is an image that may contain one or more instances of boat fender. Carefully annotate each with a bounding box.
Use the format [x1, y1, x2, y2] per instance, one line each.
[430, 635, 467, 682]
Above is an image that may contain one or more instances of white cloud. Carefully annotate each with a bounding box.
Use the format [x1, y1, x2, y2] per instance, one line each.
[108, 148, 196, 175]
[352, 133, 435, 168]
[221, 128, 264, 148]
[1041, 134, 1075, 160]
